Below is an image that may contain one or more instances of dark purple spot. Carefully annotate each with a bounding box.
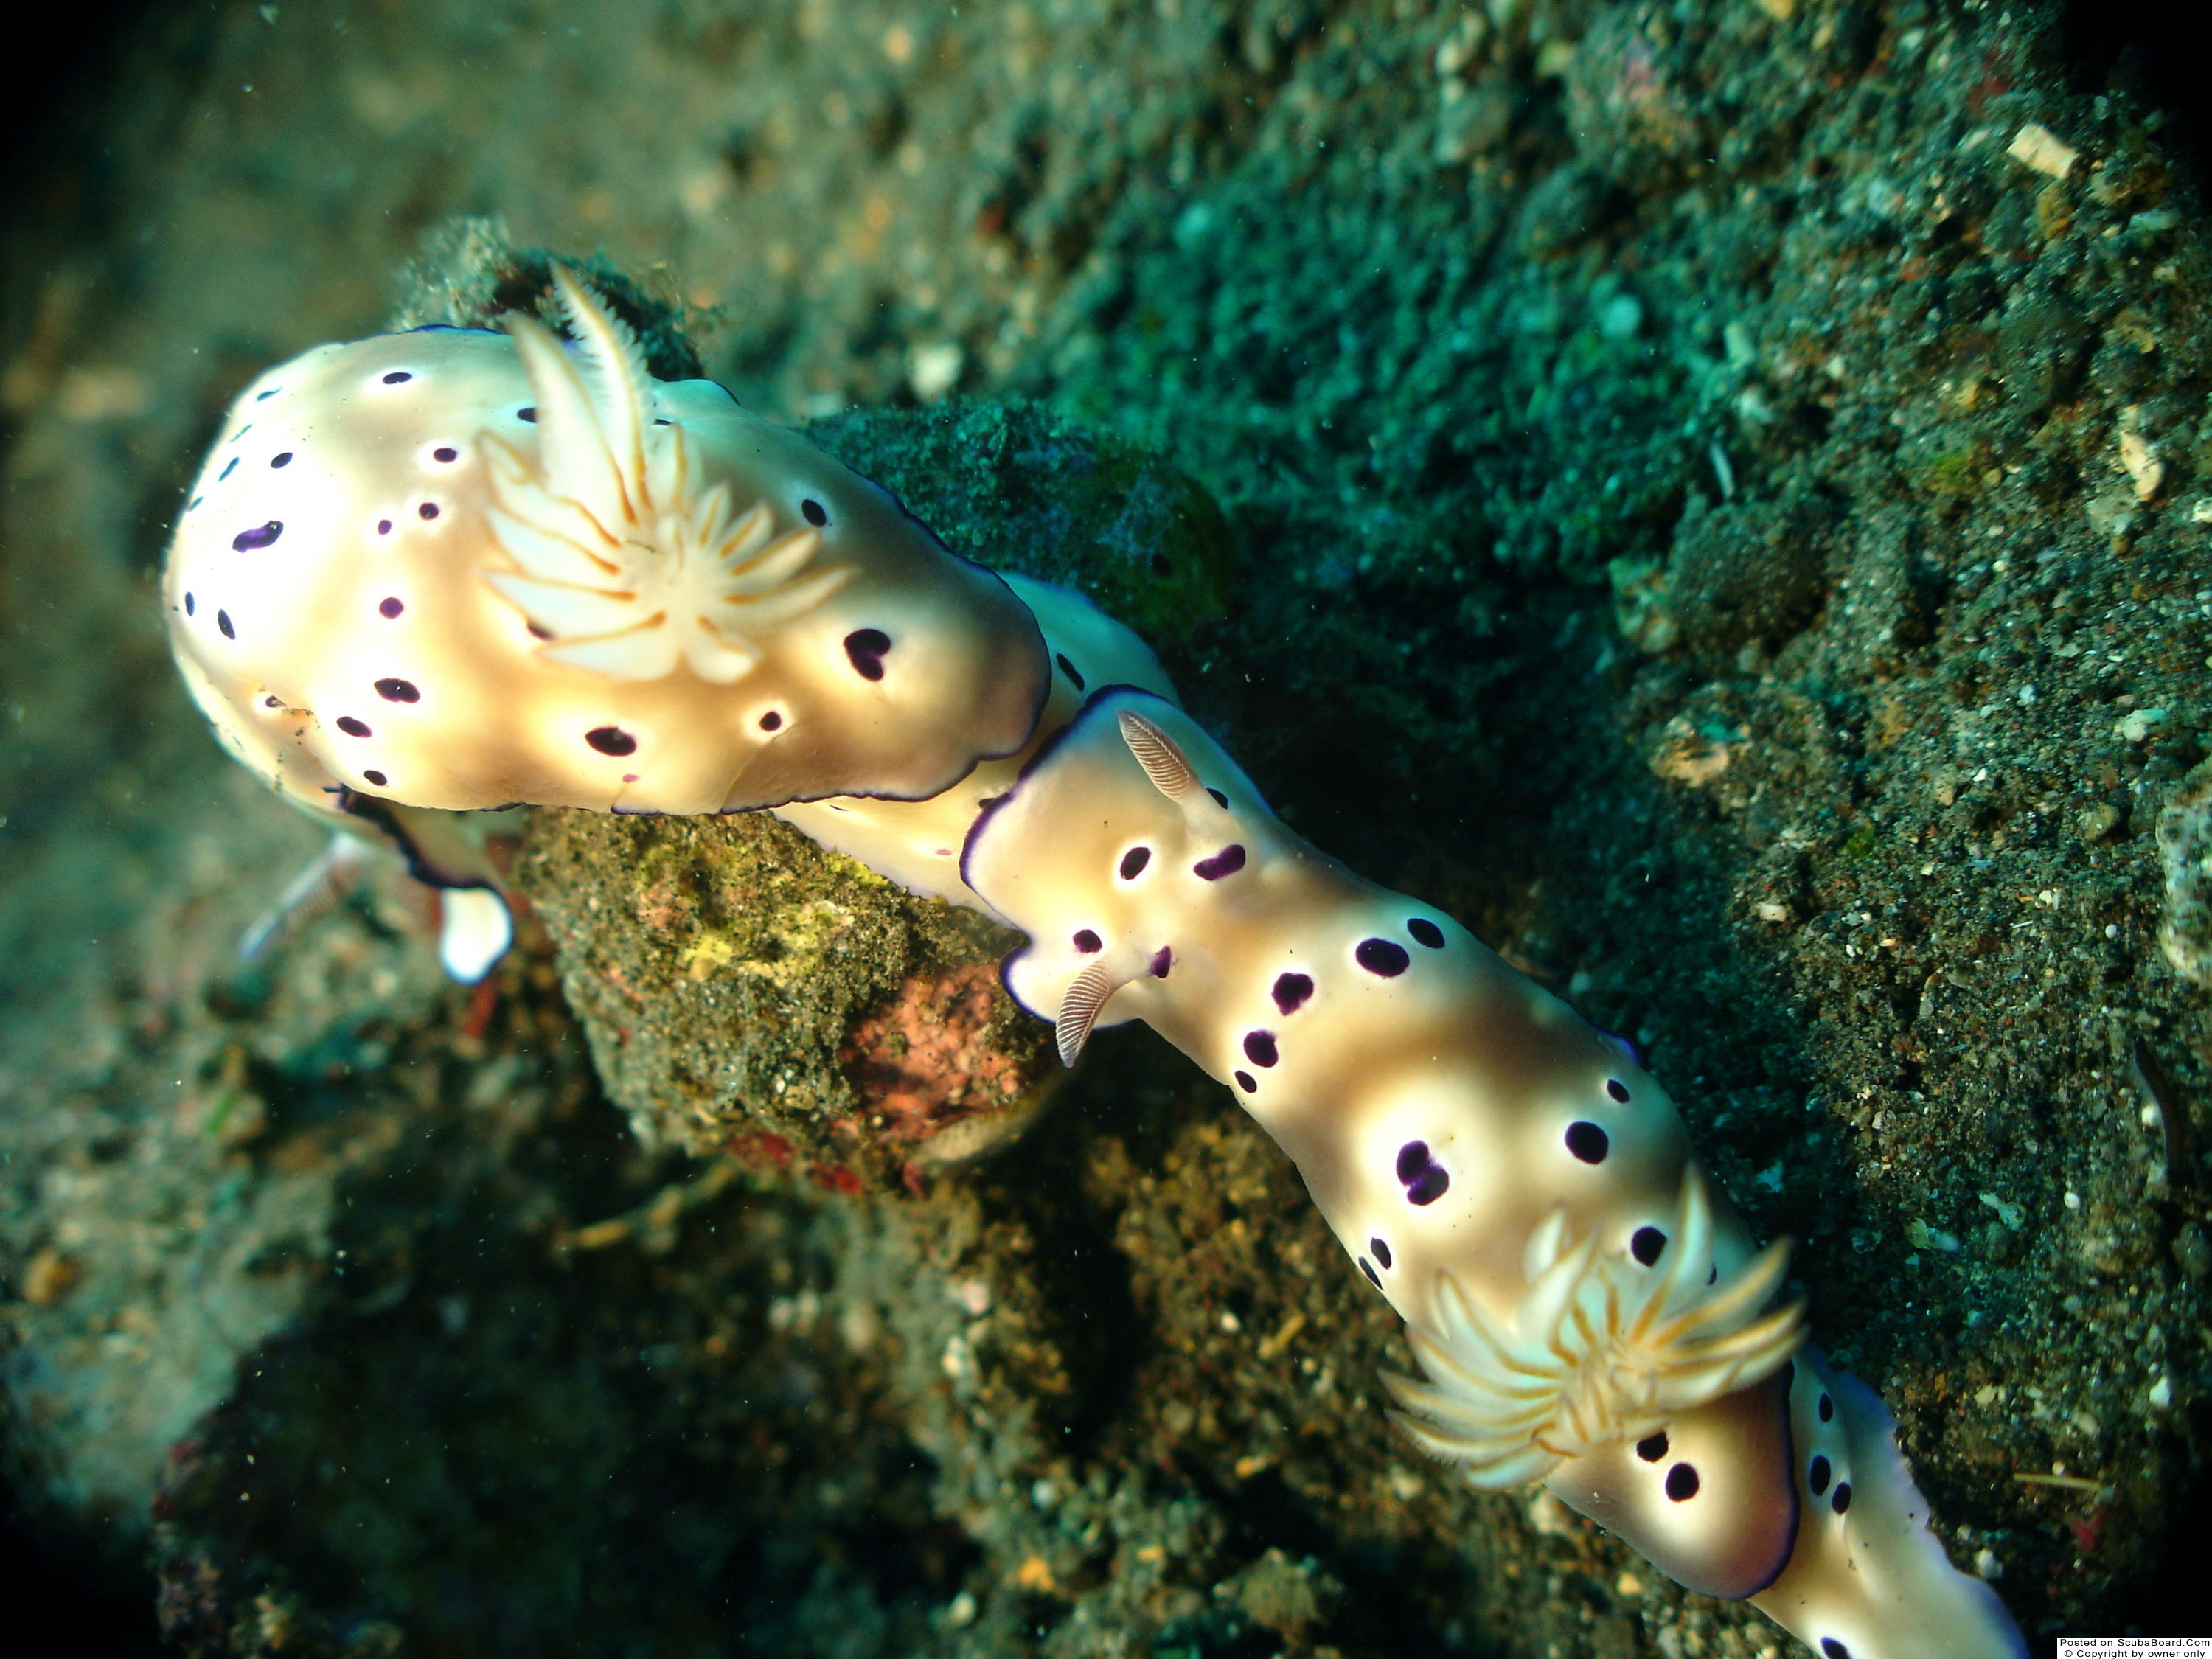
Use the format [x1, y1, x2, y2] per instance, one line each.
[377, 519, 393, 535]
[1408, 917, 1445, 948]
[1149, 947, 1172, 978]
[1359, 1258, 1381, 1289]
[1606, 1077, 1631, 1104]
[844, 627, 891, 680]
[1243, 1031, 1278, 1068]
[183, 592, 195, 616]
[1355, 937, 1409, 977]
[586, 726, 637, 757]
[1822, 1643, 1851, 1659]
[1234, 1070, 1256, 1093]
[335, 716, 372, 737]
[517, 406, 537, 422]
[418, 501, 439, 520]
[1272, 972, 1312, 1014]
[1631, 1227, 1667, 1265]
[527, 622, 553, 641]
[1119, 846, 1151, 880]
[381, 370, 412, 385]
[1565, 1121, 1610, 1164]
[379, 597, 403, 618]
[1832, 1482, 1851, 1515]
[1206, 787, 1228, 807]
[1395, 1141, 1449, 1206]
[433, 446, 459, 463]
[362, 770, 387, 787]
[623, 773, 639, 783]
[759, 711, 783, 731]
[1073, 929, 1102, 954]
[1818, 1392, 1833, 1422]
[1808, 1455, 1831, 1496]
[263, 695, 279, 709]
[374, 678, 420, 703]
[1193, 844, 1246, 880]
[218, 457, 239, 481]
[217, 611, 234, 639]
[1665, 1463, 1700, 1502]
[1369, 1237, 1391, 1270]
[801, 498, 827, 527]
[1636, 1432, 1668, 1463]
[269, 451, 292, 468]
[254, 387, 281, 401]
[1055, 653, 1085, 690]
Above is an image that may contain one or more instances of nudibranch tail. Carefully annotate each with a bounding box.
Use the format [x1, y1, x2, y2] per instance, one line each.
[437, 883, 515, 984]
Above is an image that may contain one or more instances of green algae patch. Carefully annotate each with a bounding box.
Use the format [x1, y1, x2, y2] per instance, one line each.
[806, 398, 1234, 647]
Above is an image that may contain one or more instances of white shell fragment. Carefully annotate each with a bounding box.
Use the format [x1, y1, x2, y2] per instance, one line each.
[2005, 121, 2078, 180]
[164, 269, 1048, 820]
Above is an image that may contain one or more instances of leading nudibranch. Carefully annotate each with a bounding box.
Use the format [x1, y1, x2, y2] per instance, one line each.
[162, 270, 2025, 1659]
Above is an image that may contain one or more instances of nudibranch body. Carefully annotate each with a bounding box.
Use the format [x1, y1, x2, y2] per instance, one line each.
[161, 273, 2025, 1659]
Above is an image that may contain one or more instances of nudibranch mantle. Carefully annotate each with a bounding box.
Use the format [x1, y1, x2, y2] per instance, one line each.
[161, 274, 2025, 1659]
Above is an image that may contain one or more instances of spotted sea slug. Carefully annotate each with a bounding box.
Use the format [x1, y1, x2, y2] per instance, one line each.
[164, 271, 2025, 1659]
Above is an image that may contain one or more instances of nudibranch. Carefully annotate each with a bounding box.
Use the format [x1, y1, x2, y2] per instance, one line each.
[161, 271, 2025, 1659]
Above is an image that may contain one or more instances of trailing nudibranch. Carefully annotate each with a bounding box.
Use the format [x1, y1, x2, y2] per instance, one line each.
[163, 271, 2024, 1659]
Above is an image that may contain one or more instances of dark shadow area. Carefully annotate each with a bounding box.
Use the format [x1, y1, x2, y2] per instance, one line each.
[0, 0, 175, 173]
[2133, 1402, 2212, 1635]
[2060, 0, 2212, 185]
[0, 8, 189, 1649]
[0, 1473, 164, 1658]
